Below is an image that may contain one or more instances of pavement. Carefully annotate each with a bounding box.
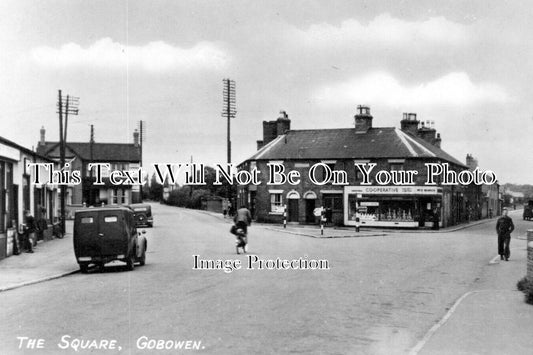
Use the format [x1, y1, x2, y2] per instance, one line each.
[1, 208, 533, 354]
[414, 233, 533, 355]
[0, 220, 78, 292]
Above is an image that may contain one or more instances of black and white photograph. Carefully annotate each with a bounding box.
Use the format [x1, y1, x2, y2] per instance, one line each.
[1, 1, 533, 354]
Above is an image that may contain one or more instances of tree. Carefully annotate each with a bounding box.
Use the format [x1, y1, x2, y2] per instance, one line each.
[148, 172, 164, 201]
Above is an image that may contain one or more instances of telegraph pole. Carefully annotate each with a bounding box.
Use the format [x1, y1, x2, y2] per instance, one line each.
[56, 90, 79, 235]
[57, 91, 64, 235]
[222, 79, 236, 205]
[138, 120, 146, 202]
[222, 79, 236, 164]
[138, 120, 145, 166]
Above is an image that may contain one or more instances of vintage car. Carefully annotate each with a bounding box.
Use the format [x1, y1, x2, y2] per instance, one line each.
[524, 200, 533, 220]
[73, 206, 147, 273]
[129, 203, 153, 227]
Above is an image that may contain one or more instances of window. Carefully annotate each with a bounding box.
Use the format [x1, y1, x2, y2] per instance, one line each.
[111, 163, 128, 171]
[112, 189, 127, 204]
[81, 217, 94, 224]
[112, 189, 118, 204]
[390, 163, 404, 171]
[323, 194, 343, 212]
[270, 193, 283, 212]
[347, 195, 416, 222]
[355, 168, 363, 182]
[324, 163, 335, 182]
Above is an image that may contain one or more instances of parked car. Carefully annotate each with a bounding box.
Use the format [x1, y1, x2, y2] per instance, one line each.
[73, 206, 147, 273]
[129, 203, 153, 227]
[524, 200, 533, 220]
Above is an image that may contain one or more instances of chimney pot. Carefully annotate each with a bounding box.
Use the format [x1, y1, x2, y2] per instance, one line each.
[262, 111, 291, 146]
[354, 105, 373, 132]
[39, 126, 46, 146]
[400, 112, 419, 135]
[133, 129, 140, 147]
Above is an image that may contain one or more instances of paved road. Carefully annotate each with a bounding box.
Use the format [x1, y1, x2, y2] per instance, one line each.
[0, 205, 528, 354]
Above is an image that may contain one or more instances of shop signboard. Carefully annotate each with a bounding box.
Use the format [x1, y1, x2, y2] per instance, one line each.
[345, 185, 442, 196]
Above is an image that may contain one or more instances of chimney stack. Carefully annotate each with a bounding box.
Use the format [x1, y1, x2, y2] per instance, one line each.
[133, 129, 140, 147]
[417, 119, 439, 146]
[466, 154, 478, 171]
[354, 105, 373, 133]
[39, 126, 46, 146]
[400, 113, 419, 136]
[435, 133, 442, 148]
[261, 110, 291, 147]
[276, 110, 291, 135]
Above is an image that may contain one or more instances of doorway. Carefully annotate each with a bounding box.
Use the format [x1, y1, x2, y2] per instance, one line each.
[288, 199, 299, 222]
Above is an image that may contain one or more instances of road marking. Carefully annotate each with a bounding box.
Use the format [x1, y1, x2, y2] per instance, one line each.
[408, 290, 480, 355]
[489, 255, 500, 264]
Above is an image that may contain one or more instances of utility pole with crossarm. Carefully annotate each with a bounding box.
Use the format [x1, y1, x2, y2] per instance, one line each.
[56, 90, 79, 235]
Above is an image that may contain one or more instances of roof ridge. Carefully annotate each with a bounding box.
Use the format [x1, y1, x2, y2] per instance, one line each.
[45, 141, 135, 145]
[286, 126, 397, 133]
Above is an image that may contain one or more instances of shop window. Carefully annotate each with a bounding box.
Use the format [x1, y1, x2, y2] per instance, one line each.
[270, 193, 283, 213]
[378, 200, 415, 222]
[347, 195, 416, 222]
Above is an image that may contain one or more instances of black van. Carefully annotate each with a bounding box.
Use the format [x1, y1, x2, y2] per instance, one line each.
[73, 206, 147, 273]
[129, 203, 154, 227]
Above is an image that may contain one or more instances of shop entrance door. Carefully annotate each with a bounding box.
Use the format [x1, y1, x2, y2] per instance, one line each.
[419, 197, 432, 227]
[288, 199, 299, 222]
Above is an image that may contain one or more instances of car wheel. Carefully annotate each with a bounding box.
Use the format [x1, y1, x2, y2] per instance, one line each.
[80, 264, 89, 274]
[126, 253, 135, 271]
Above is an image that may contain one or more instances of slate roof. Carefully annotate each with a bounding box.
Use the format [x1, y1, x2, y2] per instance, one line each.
[37, 142, 141, 162]
[0, 136, 55, 162]
[244, 127, 465, 167]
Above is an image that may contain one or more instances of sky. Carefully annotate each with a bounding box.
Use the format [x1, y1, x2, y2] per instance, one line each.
[0, 0, 532, 184]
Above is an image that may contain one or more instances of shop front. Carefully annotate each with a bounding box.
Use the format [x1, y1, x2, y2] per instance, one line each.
[344, 186, 443, 228]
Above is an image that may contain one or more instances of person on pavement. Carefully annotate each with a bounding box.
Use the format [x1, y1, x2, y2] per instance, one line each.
[432, 208, 440, 230]
[23, 210, 36, 253]
[496, 208, 514, 261]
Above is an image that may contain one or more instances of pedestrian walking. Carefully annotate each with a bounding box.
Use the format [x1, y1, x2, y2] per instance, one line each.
[496, 208, 514, 261]
[432, 208, 440, 230]
[36, 208, 48, 242]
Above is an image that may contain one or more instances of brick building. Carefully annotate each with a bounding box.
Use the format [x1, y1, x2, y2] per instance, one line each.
[36, 127, 142, 214]
[237, 107, 485, 228]
[463, 153, 501, 220]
